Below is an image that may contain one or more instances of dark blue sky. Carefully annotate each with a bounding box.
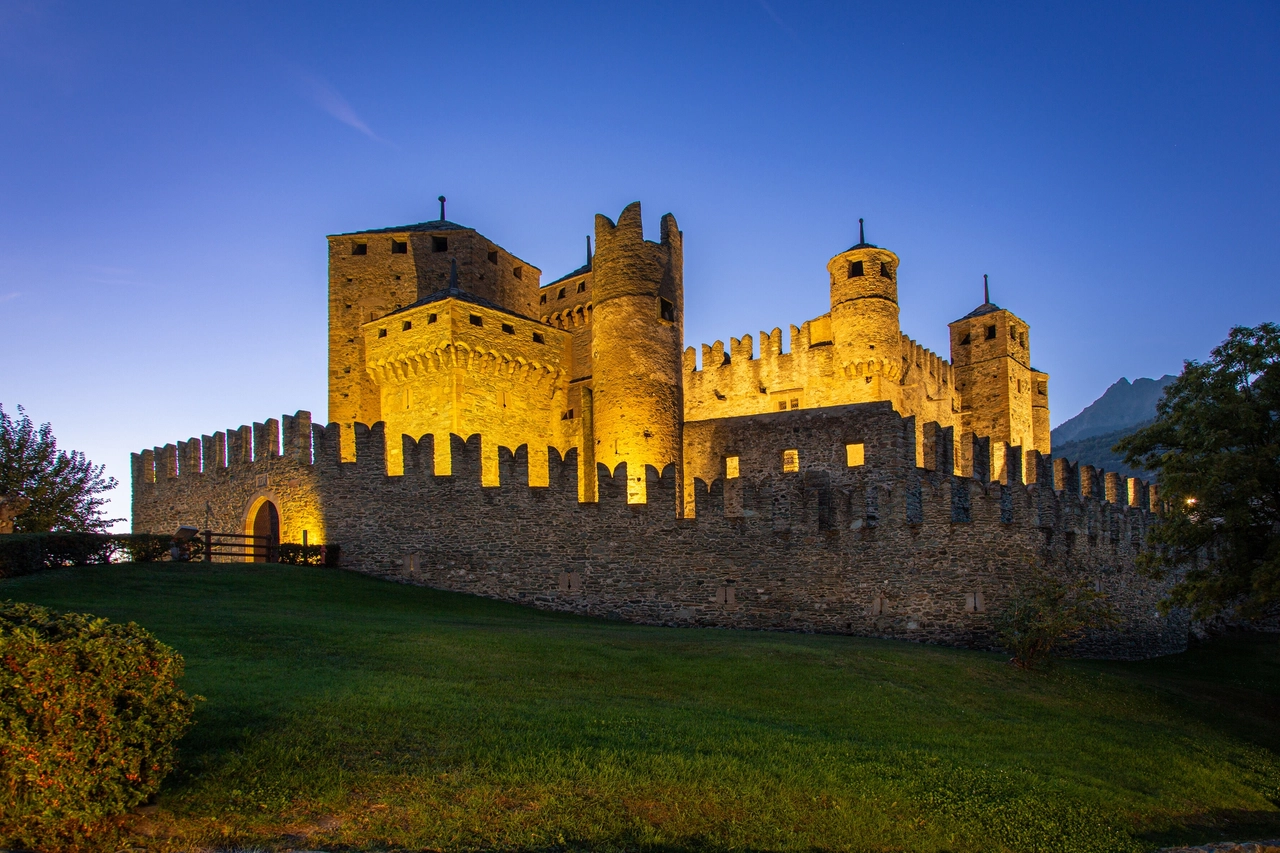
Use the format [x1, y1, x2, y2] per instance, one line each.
[2, 1, 1277, 527]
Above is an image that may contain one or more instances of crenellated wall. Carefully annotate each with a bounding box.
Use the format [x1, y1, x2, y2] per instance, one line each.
[133, 404, 1187, 660]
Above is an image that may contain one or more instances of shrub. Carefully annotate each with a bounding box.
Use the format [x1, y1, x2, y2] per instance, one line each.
[0, 532, 115, 578]
[0, 601, 198, 847]
[992, 572, 1119, 669]
[112, 533, 174, 564]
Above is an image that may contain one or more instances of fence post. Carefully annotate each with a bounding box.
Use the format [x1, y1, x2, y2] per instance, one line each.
[204, 529, 212, 563]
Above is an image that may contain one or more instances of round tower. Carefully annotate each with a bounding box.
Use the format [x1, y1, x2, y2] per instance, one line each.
[827, 219, 903, 404]
[590, 201, 684, 506]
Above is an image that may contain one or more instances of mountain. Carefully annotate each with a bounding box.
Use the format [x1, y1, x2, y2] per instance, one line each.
[1049, 375, 1177, 480]
[1051, 375, 1177, 445]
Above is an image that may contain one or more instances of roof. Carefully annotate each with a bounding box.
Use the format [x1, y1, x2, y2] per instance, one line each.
[373, 259, 531, 323]
[956, 301, 1004, 321]
[544, 261, 592, 288]
[330, 219, 473, 237]
[846, 240, 879, 251]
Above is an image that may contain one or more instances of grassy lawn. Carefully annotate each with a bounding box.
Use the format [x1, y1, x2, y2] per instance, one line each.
[3, 563, 1278, 853]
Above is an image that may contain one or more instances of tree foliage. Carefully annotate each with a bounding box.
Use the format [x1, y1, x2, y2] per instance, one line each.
[1116, 323, 1280, 619]
[0, 405, 119, 533]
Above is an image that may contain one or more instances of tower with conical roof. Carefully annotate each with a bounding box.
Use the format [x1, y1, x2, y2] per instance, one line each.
[948, 276, 1050, 477]
[827, 219, 904, 406]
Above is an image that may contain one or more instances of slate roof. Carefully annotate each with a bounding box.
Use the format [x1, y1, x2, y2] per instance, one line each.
[374, 260, 531, 323]
[544, 261, 592, 288]
[956, 301, 1004, 321]
[331, 219, 473, 237]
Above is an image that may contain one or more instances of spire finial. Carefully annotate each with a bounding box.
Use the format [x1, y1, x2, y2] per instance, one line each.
[983, 274, 990, 304]
[449, 258, 458, 290]
[438, 195, 446, 221]
[859, 218, 865, 245]
[586, 235, 593, 268]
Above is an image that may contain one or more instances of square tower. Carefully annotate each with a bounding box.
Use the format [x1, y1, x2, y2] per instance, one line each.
[948, 287, 1048, 456]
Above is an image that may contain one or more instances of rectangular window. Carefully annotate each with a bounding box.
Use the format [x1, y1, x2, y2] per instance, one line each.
[513, 265, 523, 279]
[960, 332, 971, 345]
[871, 595, 884, 616]
[848, 260, 864, 278]
[377, 328, 387, 338]
[558, 287, 566, 299]
[562, 409, 575, 420]
[782, 449, 799, 473]
[880, 261, 893, 278]
[778, 402, 788, 411]
[432, 236, 448, 253]
[391, 239, 408, 254]
[532, 332, 544, 344]
[985, 325, 997, 340]
[540, 293, 547, 304]
[659, 297, 675, 322]
[577, 281, 586, 293]
[789, 398, 799, 410]
[846, 443, 865, 467]
[501, 323, 514, 335]
[964, 592, 986, 613]
[352, 243, 367, 255]
[488, 250, 498, 264]
[428, 313, 437, 324]
[725, 456, 739, 479]
[402, 321, 412, 331]
[469, 314, 482, 327]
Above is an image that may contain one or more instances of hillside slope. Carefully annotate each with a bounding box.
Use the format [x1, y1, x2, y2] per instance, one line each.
[1051, 375, 1176, 445]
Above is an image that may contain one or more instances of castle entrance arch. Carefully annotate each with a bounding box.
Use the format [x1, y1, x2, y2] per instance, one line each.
[248, 498, 280, 562]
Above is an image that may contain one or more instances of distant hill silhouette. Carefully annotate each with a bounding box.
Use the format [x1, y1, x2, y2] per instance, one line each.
[1050, 375, 1176, 480]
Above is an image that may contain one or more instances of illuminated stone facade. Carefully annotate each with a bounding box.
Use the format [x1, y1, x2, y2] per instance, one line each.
[132, 200, 1188, 659]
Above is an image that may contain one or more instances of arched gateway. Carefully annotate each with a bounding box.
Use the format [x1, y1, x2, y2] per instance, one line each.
[248, 498, 279, 562]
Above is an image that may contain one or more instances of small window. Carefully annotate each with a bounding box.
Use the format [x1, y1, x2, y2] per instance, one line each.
[402, 321, 412, 331]
[561, 409, 575, 420]
[789, 398, 799, 410]
[964, 592, 986, 613]
[513, 265, 523, 279]
[778, 402, 788, 411]
[377, 328, 387, 338]
[488, 250, 498, 264]
[782, 449, 799, 473]
[558, 288, 566, 299]
[846, 443, 865, 467]
[880, 261, 893, 278]
[352, 243, 367, 255]
[532, 332, 544, 344]
[540, 293, 547, 304]
[391, 239, 408, 254]
[660, 297, 675, 322]
[577, 281, 586, 293]
[428, 313, 438, 324]
[431, 236, 448, 253]
[725, 456, 740, 479]
[501, 323, 514, 335]
[985, 325, 997, 340]
[469, 314, 482, 327]
[848, 260, 864, 278]
[960, 332, 971, 345]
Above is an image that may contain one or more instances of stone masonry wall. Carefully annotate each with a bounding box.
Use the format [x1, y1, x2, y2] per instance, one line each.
[133, 404, 1188, 660]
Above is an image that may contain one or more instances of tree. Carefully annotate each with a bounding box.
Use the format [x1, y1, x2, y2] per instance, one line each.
[1116, 323, 1280, 620]
[0, 405, 120, 533]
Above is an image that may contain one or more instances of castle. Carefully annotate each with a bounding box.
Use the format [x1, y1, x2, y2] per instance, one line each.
[132, 201, 1187, 659]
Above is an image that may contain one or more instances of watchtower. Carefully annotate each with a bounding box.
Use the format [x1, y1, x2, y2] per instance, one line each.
[590, 202, 684, 506]
[827, 220, 904, 406]
[948, 276, 1049, 460]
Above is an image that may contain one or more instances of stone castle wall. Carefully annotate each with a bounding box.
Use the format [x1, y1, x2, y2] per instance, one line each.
[133, 403, 1187, 660]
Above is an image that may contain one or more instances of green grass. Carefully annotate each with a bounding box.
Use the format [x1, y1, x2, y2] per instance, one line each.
[4, 563, 1278, 852]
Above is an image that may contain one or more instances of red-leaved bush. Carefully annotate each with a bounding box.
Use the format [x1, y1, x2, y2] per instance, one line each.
[0, 601, 197, 847]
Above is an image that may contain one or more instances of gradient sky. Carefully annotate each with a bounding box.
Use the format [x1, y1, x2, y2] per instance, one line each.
[2, 1, 1277, 529]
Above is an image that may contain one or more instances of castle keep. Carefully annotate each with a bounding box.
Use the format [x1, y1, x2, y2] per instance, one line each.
[132, 201, 1186, 658]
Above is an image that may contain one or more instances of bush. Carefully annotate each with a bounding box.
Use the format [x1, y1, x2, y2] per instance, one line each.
[276, 542, 338, 566]
[112, 533, 174, 564]
[992, 572, 1119, 669]
[0, 601, 198, 848]
[0, 532, 115, 578]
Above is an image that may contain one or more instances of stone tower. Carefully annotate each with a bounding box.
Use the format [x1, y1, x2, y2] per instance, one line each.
[590, 202, 684, 506]
[948, 278, 1050, 475]
[827, 221, 904, 406]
